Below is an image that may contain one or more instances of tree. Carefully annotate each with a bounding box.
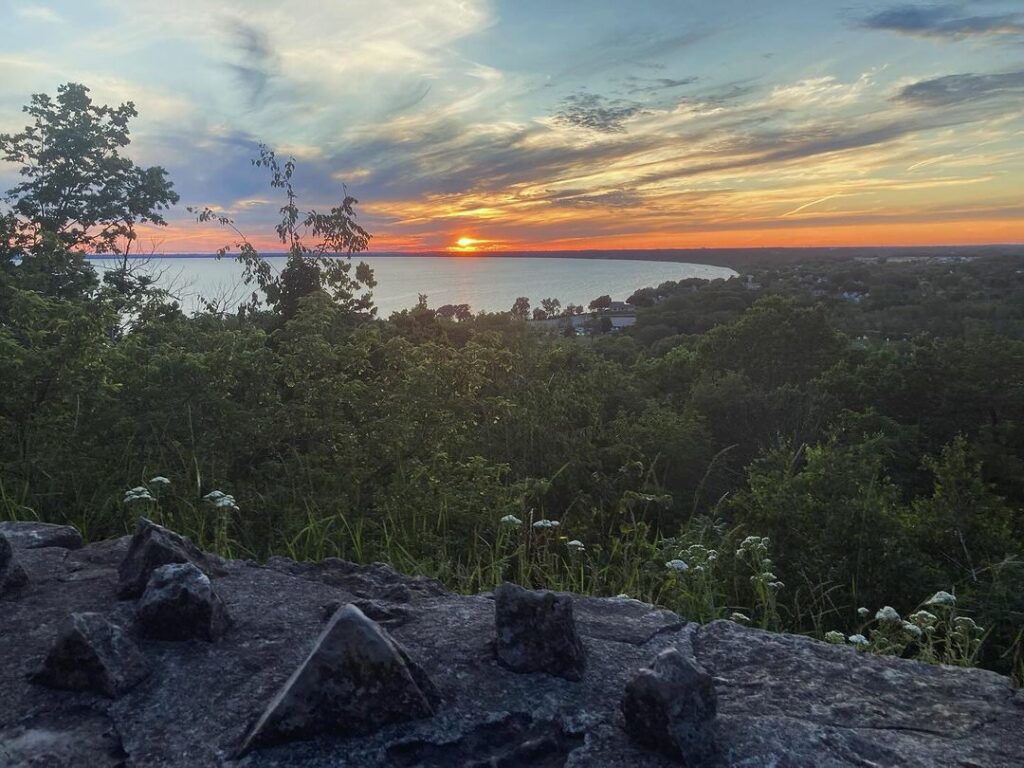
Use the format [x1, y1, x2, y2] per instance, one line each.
[589, 294, 612, 311]
[510, 297, 530, 318]
[194, 144, 374, 321]
[0, 83, 178, 258]
[541, 297, 562, 318]
[532, 307, 548, 320]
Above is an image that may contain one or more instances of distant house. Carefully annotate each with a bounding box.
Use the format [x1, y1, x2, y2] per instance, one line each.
[606, 300, 633, 313]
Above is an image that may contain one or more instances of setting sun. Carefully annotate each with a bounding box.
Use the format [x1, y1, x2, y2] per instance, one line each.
[452, 236, 480, 252]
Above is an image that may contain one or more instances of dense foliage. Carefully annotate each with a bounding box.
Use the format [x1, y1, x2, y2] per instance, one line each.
[2, 85, 1022, 681]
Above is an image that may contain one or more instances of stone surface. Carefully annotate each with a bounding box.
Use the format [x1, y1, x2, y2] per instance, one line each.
[240, 603, 435, 754]
[138, 562, 230, 641]
[0, 531, 29, 595]
[494, 582, 586, 681]
[622, 647, 718, 762]
[2, 526, 1023, 766]
[0, 520, 83, 550]
[31, 612, 151, 698]
[116, 518, 213, 599]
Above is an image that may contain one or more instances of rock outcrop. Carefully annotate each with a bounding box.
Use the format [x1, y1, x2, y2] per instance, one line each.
[116, 518, 218, 599]
[1, 523, 1022, 767]
[31, 612, 151, 698]
[1, 531, 30, 595]
[137, 562, 230, 641]
[0, 520, 83, 550]
[240, 603, 435, 753]
[494, 581, 587, 680]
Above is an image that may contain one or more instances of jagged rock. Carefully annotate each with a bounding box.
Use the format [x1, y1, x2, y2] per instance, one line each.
[137, 562, 230, 641]
[116, 518, 211, 599]
[494, 582, 586, 681]
[0, 520, 83, 550]
[240, 603, 435, 753]
[0, 532, 29, 595]
[622, 647, 718, 762]
[31, 612, 150, 698]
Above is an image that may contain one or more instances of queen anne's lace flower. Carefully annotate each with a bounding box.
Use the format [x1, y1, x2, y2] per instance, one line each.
[123, 486, 155, 504]
[149, 476, 171, 486]
[566, 539, 585, 552]
[730, 612, 751, 624]
[500, 515, 523, 526]
[925, 590, 956, 607]
[847, 634, 869, 647]
[665, 559, 689, 572]
[857, 607, 870, 618]
[824, 630, 845, 644]
[875, 606, 901, 623]
[532, 519, 560, 529]
[902, 621, 923, 638]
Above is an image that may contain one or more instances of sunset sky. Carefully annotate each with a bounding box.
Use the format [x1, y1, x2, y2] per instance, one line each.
[1, 0, 1023, 252]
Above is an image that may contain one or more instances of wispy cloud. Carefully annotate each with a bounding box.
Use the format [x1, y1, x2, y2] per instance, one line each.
[897, 70, 1024, 107]
[860, 3, 1024, 39]
[553, 92, 646, 133]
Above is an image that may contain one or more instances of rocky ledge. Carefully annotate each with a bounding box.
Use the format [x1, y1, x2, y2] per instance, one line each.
[1, 520, 1022, 767]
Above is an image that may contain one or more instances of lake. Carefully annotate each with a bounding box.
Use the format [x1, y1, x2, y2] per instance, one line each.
[91, 255, 737, 315]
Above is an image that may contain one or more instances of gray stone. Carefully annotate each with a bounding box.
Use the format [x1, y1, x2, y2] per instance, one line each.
[0, 532, 29, 595]
[622, 647, 718, 762]
[137, 562, 230, 641]
[0, 520, 83, 550]
[240, 603, 435, 753]
[494, 582, 586, 681]
[116, 517, 210, 599]
[31, 612, 150, 698]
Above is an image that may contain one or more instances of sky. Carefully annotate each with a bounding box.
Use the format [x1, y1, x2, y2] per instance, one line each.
[0, 0, 1023, 252]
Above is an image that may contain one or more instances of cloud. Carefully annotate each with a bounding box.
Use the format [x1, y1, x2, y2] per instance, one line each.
[225, 19, 279, 106]
[623, 75, 698, 95]
[553, 92, 646, 133]
[896, 70, 1024, 107]
[860, 4, 1024, 39]
[14, 4, 64, 23]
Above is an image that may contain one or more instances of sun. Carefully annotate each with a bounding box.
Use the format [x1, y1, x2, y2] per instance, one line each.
[454, 236, 479, 251]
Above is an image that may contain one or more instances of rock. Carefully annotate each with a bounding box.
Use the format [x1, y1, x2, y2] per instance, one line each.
[137, 562, 230, 641]
[31, 612, 150, 698]
[494, 582, 586, 681]
[0, 531, 29, 595]
[4, 525, 1024, 767]
[240, 603, 436, 753]
[622, 647, 718, 762]
[0, 520, 83, 550]
[116, 518, 211, 599]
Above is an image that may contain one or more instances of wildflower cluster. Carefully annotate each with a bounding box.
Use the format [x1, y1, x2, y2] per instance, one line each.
[203, 490, 239, 511]
[123, 486, 155, 504]
[736, 535, 783, 629]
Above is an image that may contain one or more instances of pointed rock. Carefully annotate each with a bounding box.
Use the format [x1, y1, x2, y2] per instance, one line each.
[116, 518, 211, 599]
[240, 603, 435, 753]
[137, 562, 230, 641]
[622, 647, 718, 762]
[32, 612, 151, 698]
[0, 521, 83, 550]
[0, 532, 29, 596]
[494, 582, 586, 681]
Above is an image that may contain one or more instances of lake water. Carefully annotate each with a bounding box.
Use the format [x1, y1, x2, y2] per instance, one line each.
[91, 256, 736, 316]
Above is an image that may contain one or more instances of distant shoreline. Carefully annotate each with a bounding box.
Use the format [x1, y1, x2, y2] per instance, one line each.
[88, 244, 1024, 272]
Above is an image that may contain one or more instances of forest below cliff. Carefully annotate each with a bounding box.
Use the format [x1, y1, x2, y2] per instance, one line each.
[2, 84, 1022, 682]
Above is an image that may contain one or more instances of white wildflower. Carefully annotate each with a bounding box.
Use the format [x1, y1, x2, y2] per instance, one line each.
[566, 539, 585, 553]
[123, 487, 155, 504]
[730, 612, 751, 624]
[615, 593, 630, 599]
[500, 515, 523, 526]
[824, 630, 845, 644]
[203, 490, 225, 501]
[875, 606, 901, 623]
[847, 634, 869, 647]
[665, 559, 689, 572]
[901, 621, 923, 639]
[909, 610, 937, 627]
[203, 490, 238, 511]
[857, 607, 870, 618]
[925, 590, 956, 607]
[532, 519, 560, 530]
[148, 476, 171, 486]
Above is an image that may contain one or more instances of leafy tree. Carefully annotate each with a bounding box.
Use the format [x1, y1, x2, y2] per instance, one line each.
[0, 83, 178, 259]
[194, 144, 374, 321]
[510, 296, 530, 318]
[589, 294, 612, 311]
[541, 297, 562, 317]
